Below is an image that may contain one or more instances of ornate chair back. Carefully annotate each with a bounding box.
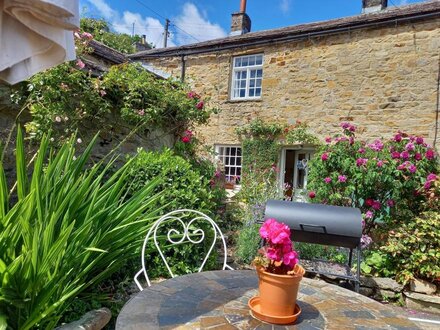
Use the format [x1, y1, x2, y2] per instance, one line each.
[134, 209, 233, 290]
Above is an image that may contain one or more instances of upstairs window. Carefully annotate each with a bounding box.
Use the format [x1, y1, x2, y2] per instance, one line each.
[231, 54, 263, 100]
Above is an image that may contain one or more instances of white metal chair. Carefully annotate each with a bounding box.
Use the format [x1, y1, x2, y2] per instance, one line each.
[134, 209, 233, 290]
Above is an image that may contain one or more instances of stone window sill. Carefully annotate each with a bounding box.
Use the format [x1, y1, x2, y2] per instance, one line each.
[225, 98, 263, 104]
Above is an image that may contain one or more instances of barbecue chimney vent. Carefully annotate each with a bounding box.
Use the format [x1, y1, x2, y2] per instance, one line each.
[230, 0, 251, 36]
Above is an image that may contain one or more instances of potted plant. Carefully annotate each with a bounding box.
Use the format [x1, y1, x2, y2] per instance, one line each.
[249, 218, 305, 324]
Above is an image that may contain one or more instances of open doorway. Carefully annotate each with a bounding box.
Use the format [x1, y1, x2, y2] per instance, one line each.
[280, 148, 314, 200]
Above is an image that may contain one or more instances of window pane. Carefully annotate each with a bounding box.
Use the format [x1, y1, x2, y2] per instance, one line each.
[241, 57, 248, 66]
[235, 58, 241, 67]
[248, 56, 255, 66]
[249, 89, 255, 97]
[237, 157, 241, 166]
[250, 70, 256, 78]
[256, 79, 262, 87]
[249, 80, 255, 87]
[240, 89, 245, 97]
[256, 69, 262, 77]
[255, 88, 261, 96]
[256, 55, 263, 65]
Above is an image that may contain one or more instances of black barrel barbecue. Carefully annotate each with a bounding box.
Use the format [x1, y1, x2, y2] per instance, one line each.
[264, 200, 363, 291]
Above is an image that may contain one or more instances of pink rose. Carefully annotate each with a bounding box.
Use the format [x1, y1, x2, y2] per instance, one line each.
[324, 177, 332, 184]
[325, 137, 332, 143]
[308, 191, 316, 199]
[391, 151, 400, 159]
[425, 149, 435, 160]
[400, 151, 409, 160]
[196, 101, 204, 109]
[405, 143, 415, 151]
[414, 153, 422, 161]
[365, 211, 373, 219]
[415, 137, 424, 145]
[372, 200, 381, 210]
[76, 59, 85, 69]
[321, 153, 329, 161]
[338, 175, 347, 183]
[181, 136, 191, 143]
[394, 134, 402, 142]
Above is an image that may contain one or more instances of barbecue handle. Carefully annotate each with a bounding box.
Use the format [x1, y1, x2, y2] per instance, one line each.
[299, 224, 327, 233]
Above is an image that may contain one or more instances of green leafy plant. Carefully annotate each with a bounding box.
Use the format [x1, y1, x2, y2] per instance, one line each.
[0, 128, 163, 329]
[284, 121, 321, 146]
[380, 211, 440, 284]
[235, 224, 261, 264]
[125, 148, 217, 214]
[294, 243, 348, 264]
[80, 18, 144, 54]
[360, 251, 395, 278]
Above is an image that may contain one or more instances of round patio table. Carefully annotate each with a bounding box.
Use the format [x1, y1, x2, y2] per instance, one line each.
[116, 270, 419, 329]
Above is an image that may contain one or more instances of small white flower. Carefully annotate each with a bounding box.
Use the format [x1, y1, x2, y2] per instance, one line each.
[64, 116, 69, 121]
[55, 116, 61, 122]
[73, 156, 77, 160]
[77, 138, 82, 144]
[50, 137, 54, 142]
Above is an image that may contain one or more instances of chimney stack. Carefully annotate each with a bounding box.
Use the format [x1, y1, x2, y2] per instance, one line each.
[362, 0, 388, 14]
[230, 0, 251, 36]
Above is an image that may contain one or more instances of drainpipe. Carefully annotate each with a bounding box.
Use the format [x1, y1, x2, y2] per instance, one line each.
[180, 55, 186, 82]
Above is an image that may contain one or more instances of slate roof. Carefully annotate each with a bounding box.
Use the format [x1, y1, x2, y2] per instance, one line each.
[130, 0, 440, 59]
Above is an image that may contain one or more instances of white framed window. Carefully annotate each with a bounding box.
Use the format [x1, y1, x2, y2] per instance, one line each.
[215, 145, 242, 183]
[231, 54, 263, 100]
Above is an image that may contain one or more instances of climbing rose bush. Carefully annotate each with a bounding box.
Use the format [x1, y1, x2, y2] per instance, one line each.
[307, 123, 439, 247]
[253, 218, 299, 274]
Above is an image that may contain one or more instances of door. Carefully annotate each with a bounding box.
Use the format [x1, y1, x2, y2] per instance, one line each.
[281, 149, 314, 200]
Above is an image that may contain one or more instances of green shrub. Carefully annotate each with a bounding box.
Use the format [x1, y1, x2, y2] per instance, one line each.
[295, 243, 348, 264]
[124, 149, 223, 277]
[0, 129, 161, 329]
[360, 251, 395, 278]
[125, 148, 216, 214]
[235, 224, 261, 264]
[380, 211, 440, 283]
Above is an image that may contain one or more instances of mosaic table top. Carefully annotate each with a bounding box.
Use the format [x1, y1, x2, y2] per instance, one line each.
[116, 270, 419, 330]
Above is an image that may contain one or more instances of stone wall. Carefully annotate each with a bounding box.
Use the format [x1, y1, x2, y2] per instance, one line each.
[143, 18, 440, 151]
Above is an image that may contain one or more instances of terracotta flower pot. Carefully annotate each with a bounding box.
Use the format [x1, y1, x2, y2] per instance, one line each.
[257, 265, 304, 317]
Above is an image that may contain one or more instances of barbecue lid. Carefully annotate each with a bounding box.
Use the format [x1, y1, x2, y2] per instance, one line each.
[264, 200, 362, 239]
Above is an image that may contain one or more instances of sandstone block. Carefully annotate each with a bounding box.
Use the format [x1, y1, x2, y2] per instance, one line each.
[56, 308, 111, 330]
[405, 291, 440, 315]
[409, 278, 438, 295]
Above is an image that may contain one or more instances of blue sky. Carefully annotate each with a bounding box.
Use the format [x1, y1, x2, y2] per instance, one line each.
[80, 0, 427, 48]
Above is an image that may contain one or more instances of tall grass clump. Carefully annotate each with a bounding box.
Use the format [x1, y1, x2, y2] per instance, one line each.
[0, 128, 161, 329]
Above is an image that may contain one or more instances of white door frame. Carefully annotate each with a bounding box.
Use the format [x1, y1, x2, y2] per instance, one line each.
[279, 146, 315, 192]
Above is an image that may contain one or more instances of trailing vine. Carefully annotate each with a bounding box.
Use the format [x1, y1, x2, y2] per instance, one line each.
[10, 27, 217, 150]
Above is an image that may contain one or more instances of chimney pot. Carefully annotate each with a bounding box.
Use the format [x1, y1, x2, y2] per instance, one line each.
[362, 0, 388, 13]
[240, 0, 247, 13]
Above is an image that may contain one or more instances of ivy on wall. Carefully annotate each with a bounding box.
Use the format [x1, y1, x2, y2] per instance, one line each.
[236, 119, 321, 174]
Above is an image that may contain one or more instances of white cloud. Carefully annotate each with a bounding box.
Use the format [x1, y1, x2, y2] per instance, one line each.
[280, 0, 292, 14]
[173, 3, 226, 45]
[83, 0, 226, 48]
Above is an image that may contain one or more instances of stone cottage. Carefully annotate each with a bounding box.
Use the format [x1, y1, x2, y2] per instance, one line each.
[130, 0, 440, 192]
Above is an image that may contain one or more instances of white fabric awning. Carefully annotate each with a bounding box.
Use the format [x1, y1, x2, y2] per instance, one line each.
[0, 0, 79, 85]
